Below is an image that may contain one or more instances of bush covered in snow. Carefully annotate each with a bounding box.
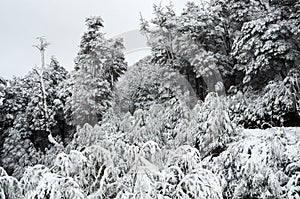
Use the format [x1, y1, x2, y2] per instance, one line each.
[229, 68, 300, 128]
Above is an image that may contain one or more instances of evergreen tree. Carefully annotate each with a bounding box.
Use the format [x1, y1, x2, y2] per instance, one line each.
[0, 58, 70, 176]
[24, 57, 70, 148]
[177, 1, 233, 90]
[72, 16, 127, 127]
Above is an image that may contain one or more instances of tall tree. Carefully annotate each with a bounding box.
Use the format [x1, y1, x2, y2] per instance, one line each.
[71, 16, 127, 127]
[33, 37, 59, 145]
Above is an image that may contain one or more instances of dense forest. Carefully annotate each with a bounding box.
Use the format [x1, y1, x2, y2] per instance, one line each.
[0, 0, 300, 198]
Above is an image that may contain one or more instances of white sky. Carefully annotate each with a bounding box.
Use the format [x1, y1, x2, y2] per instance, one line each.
[0, 0, 190, 79]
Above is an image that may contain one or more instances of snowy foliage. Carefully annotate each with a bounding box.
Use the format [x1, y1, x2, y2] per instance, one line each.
[20, 165, 84, 199]
[0, 58, 70, 177]
[174, 168, 223, 199]
[189, 93, 235, 158]
[1, 107, 300, 198]
[229, 68, 300, 127]
[0, 175, 22, 199]
[141, 1, 233, 99]
[0, 77, 6, 107]
[0, 167, 22, 199]
[204, 127, 300, 198]
[114, 57, 197, 114]
[71, 16, 127, 127]
[1, 1, 300, 198]
[231, 0, 300, 88]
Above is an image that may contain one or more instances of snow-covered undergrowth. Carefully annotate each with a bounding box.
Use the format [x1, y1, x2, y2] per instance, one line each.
[1, 127, 299, 198]
[205, 127, 300, 198]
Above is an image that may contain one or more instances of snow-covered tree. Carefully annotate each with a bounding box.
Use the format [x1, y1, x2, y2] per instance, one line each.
[140, 3, 208, 98]
[114, 57, 196, 115]
[231, 0, 300, 89]
[22, 56, 70, 148]
[72, 16, 127, 127]
[178, 1, 233, 88]
[141, 2, 232, 99]
[0, 57, 70, 177]
[0, 173, 23, 199]
[1, 1, 300, 198]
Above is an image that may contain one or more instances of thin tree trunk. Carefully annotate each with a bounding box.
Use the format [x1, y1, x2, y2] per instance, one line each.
[34, 37, 59, 146]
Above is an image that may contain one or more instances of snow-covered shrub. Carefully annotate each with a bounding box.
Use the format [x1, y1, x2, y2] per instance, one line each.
[229, 68, 300, 128]
[27, 173, 84, 199]
[20, 159, 86, 198]
[167, 145, 201, 175]
[156, 166, 184, 197]
[190, 92, 235, 158]
[114, 98, 191, 147]
[174, 168, 223, 199]
[114, 144, 223, 198]
[206, 128, 289, 198]
[0, 167, 22, 199]
[18, 146, 117, 198]
[130, 168, 160, 199]
[141, 141, 162, 165]
[0, 167, 7, 177]
[81, 145, 115, 195]
[69, 123, 103, 150]
[285, 159, 300, 198]
[20, 165, 49, 197]
[286, 171, 300, 199]
[53, 145, 117, 197]
[53, 150, 87, 178]
[0, 174, 23, 199]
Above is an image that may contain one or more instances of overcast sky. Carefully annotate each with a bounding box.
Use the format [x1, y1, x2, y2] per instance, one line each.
[0, 0, 190, 79]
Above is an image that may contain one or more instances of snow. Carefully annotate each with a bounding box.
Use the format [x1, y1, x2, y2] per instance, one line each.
[242, 127, 300, 140]
[0, 1, 300, 198]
